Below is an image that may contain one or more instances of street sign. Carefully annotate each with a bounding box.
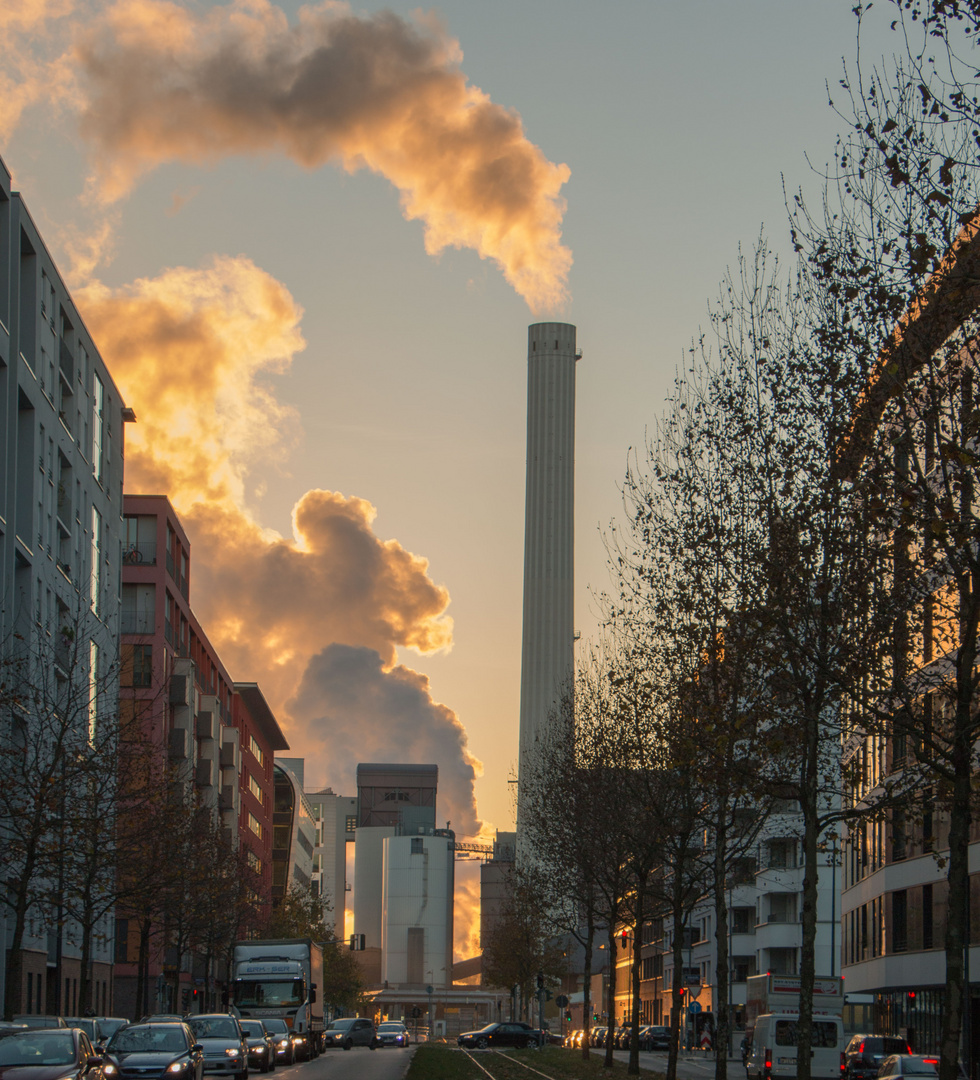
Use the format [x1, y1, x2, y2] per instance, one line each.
[688, 1001, 702, 1014]
[556, 995, 568, 1009]
[426, 985, 434, 995]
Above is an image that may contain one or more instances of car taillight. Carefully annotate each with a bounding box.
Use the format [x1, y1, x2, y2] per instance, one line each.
[842, 1052, 847, 1073]
[764, 1048, 772, 1080]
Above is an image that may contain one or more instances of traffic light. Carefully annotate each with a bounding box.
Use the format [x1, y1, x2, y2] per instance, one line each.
[678, 987, 686, 1000]
[566, 1011, 572, 1022]
[907, 992, 916, 1004]
[536, 972, 544, 990]
[181, 987, 190, 1010]
[621, 930, 628, 948]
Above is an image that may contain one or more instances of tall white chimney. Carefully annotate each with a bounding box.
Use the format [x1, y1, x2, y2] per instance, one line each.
[516, 322, 577, 849]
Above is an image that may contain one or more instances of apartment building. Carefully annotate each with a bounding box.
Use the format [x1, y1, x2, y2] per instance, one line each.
[0, 154, 128, 1018]
[114, 495, 287, 1017]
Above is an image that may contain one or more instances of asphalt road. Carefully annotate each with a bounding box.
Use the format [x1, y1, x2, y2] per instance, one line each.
[270, 1044, 415, 1080]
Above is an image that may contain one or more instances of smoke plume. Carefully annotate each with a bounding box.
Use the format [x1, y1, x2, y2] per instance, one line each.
[72, 0, 572, 311]
[79, 257, 483, 836]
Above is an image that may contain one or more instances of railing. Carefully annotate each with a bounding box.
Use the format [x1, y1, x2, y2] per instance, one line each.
[123, 541, 157, 566]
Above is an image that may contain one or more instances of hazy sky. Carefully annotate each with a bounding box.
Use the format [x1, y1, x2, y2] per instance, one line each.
[2, 0, 901, 955]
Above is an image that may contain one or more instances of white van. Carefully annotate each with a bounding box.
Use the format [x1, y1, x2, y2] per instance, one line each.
[745, 1013, 844, 1080]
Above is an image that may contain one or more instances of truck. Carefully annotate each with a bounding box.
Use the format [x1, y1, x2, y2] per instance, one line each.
[231, 939, 324, 1059]
[744, 975, 845, 1080]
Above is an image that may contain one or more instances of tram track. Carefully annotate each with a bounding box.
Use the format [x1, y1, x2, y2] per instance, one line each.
[458, 1047, 561, 1080]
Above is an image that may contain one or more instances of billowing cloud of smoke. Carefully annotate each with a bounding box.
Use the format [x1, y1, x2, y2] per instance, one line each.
[73, 0, 572, 311]
[79, 256, 483, 836]
[289, 644, 481, 838]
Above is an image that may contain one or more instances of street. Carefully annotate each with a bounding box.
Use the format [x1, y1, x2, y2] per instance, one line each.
[270, 1045, 415, 1080]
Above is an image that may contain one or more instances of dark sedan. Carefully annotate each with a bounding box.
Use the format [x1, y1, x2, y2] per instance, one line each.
[251, 1025, 289, 1068]
[877, 1057, 940, 1080]
[457, 1023, 538, 1050]
[184, 1017, 246, 1080]
[0, 1028, 105, 1080]
[375, 1024, 409, 1049]
[102, 1023, 203, 1080]
[236, 1024, 274, 1074]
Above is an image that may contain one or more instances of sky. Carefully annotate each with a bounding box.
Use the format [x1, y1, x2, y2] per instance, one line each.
[0, 0, 903, 958]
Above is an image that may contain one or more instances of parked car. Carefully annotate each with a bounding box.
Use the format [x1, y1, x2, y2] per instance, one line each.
[457, 1022, 538, 1050]
[254, 1022, 291, 1067]
[375, 1023, 409, 1048]
[236, 1022, 275, 1074]
[877, 1057, 940, 1080]
[11, 1020, 67, 1031]
[103, 1022, 203, 1080]
[844, 1036, 913, 1080]
[0, 1027, 105, 1080]
[321, 1018, 377, 1051]
[644, 1025, 671, 1051]
[591, 1026, 608, 1048]
[185, 1016, 248, 1080]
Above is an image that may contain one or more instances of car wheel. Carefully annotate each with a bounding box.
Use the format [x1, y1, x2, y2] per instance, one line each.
[369, 1040, 377, 1051]
[342, 1038, 352, 1051]
[476, 1037, 489, 1050]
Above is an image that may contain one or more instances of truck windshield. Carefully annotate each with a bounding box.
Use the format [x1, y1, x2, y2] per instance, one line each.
[233, 979, 305, 1008]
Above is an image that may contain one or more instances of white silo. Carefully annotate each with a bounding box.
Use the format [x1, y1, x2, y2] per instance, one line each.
[516, 322, 577, 849]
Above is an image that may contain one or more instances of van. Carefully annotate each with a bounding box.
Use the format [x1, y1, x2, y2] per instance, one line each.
[745, 1013, 844, 1080]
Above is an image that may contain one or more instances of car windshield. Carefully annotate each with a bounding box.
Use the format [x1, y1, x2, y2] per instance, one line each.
[328, 1019, 355, 1031]
[901, 1063, 938, 1075]
[239, 1023, 265, 1037]
[66, 1021, 96, 1040]
[233, 980, 304, 1008]
[378, 1025, 404, 1032]
[99, 1021, 128, 1039]
[188, 1019, 239, 1040]
[262, 1021, 287, 1035]
[0, 1032, 76, 1066]
[775, 1021, 839, 1048]
[110, 1026, 187, 1054]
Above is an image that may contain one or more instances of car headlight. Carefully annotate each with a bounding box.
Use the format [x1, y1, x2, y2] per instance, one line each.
[277, 1040, 288, 1049]
[224, 1049, 240, 1057]
[104, 1066, 117, 1076]
[168, 1061, 190, 1073]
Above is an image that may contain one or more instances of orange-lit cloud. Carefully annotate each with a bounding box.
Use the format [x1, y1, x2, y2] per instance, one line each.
[79, 256, 483, 835]
[73, 0, 571, 311]
[453, 862, 482, 962]
[0, 0, 80, 140]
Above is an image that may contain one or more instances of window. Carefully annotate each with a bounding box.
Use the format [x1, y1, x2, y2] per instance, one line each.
[88, 640, 99, 743]
[90, 506, 102, 614]
[248, 813, 262, 839]
[411, 837, 424, 854]
[247, 850, 261, 873]
[732, 907, 754, 935]
[345, 815, 357, 834]
[273, 825, 290, 850]
[249, 734, 264, 765]
[892, 810, 907, 861]
[768, 838, 797, 868]
[114, 919, 129, 964]
[121, 583, 155, 634]
[922, 883, 933, 949]
[892, 890, 908, 953]
[249, 773, 262, 801]
[92, 373, 104, 482]
[121, 643, 153, 687]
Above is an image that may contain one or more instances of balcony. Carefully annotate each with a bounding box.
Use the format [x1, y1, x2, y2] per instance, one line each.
[123, 540, 157, 566]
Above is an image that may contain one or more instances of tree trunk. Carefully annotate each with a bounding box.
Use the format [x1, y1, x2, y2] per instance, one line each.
[581, 911, 594, 1062]
[714, 786, 732, 1080]
[667, 881, 687, 1080]
[605, 926, 617, 1068]
[797, 712, 821, 1080]
[628, 886, 644, 1076]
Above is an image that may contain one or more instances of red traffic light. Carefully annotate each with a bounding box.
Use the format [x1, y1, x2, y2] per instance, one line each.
[621, 931, 628, 947]
[678, 987, 686, 998]
[907, 992, 916, 1002]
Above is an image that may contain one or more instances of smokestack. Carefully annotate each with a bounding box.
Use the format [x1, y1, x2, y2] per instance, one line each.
[516, 322, 577, 853]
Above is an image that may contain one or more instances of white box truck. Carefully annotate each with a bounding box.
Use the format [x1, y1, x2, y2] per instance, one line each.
[231, 939, 324, 1059]
[744, 974, 845, 1080]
